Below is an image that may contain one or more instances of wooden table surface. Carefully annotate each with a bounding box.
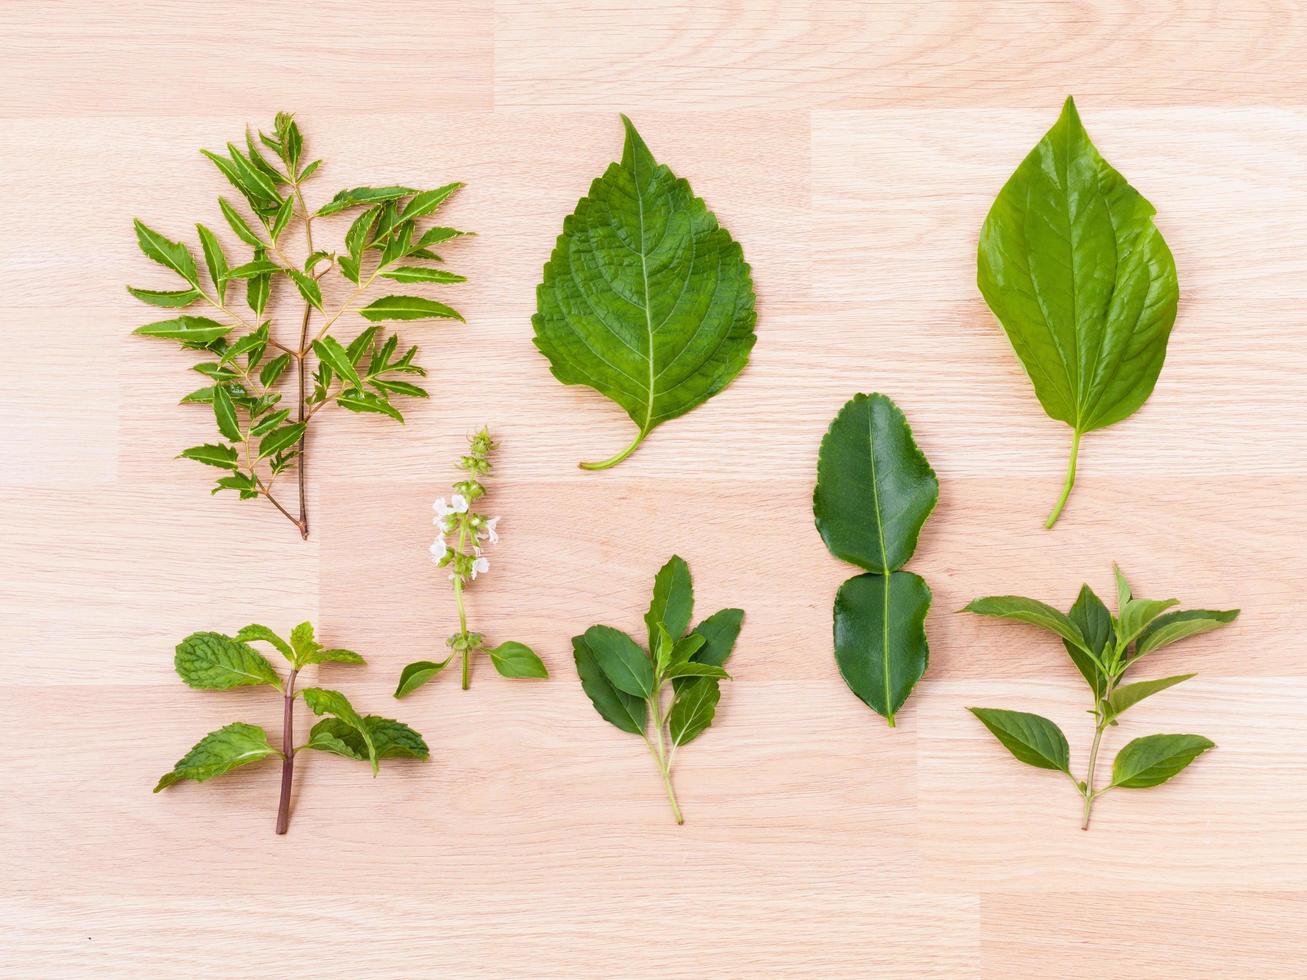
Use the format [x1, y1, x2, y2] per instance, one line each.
[3, 1, 1305, 976]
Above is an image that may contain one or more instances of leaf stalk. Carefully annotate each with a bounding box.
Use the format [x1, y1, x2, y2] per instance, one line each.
[275, 667, 299, 835]
[1045, 428, 1082, 529]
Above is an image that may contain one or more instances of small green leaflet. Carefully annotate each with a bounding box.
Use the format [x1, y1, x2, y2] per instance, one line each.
[393, 657, 453, 698]
[359, 295, 464, 323]
[134, 316, 232, 343]
[978, 97, 1179, 528]
[814, 393, 938, 727]
[174, 632, 282, 691]
[154, 723, 278, 792]
[133, 219, 198, 285]
[317, 185, 417, 216]
[533, 115, 756, 470]
[127, 286, 200, 308]
[179, 444, 238, 470]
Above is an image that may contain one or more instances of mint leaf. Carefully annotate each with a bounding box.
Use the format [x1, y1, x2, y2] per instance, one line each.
[154, 723, 278, 792]
[233, 623, 294, 663]
[307, 716, 429, 761]
[968, 707, 1071, 773]
[533, 115, 756, 470]
[133, 219, 198, 285]
[978, 97, 1178, 527]
[174, 632, 282, 690]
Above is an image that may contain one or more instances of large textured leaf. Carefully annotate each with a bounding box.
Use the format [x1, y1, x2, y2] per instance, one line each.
[174, 632, 282, 690]
[813, 393, 938, 574]
[977, 97, 1178, 527]
[573, 634, 647, 735]
[533, 115, 756, 470]
[154, 722, 278, 792]
[968, 707, 1071, 773]
[833, 571, 931, 727]
[1111, 733, 1214, 788]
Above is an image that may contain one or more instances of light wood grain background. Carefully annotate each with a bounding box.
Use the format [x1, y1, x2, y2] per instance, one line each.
[2, 1, 1305, 977]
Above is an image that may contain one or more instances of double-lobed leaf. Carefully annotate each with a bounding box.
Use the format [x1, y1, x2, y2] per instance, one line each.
[533, 115, 756, 470]
[174, 632, 282, 691]
[154, 722, 278, 792]
[815, 393, 938, 726]
[977, 97, 1178, 526]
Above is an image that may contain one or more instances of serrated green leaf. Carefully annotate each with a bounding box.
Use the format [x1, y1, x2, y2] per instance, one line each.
[134, 315, 232, 343]
[488, 641, 548, 679]
[413, 226, 469, 250]
[195, 224, 228, 302]
[174, 631, 282, 690]
[289, 621, 319, 664]
[397, 183, 462, 222]
[304, 648, 365, 667]
[573, 634, 646, 735]
[379, 266, 467, 284]
[154, 722, 277, 792]
[133, 219, 198, 285]
[227, 259, 282, 279]
[370, 379, 428, 399]
[337, 390, 402, 422]
[224, 142, 280, 204]
[217, 325, 269, 366]
[835, 571, 931, 726]
[359, 295, 464, 323]
[258, 422, 305, 459]
[312, 336, 361, 390]
[533, 115, 756, 470]
[964, 595, 1089, 651]
[977, 97, 1178, 527]
[1111, 733, 1214, 788]
[127, 285, 201, 308]
[260, 353, 291, 387]
[301, 687, 377, 774]
[317, 186, 416, 216]
[668, 633, 706, 668]
[251, 409, 291, 436]
[212, 385, 242, 442]
[233, 623, 294, 662]
[270, 196, 295, 240]
[178, 443, 238, 469]
[393, 657, 453, 698]
[180, 386, 216, 404]
[280, 268, 322, 311]
[1135, 608, 1239, 659]
[1105, 674, 1196, 719]
[299, 159, 321, 181]
[814, 393, 938, 574]
[968, 707, 1071, 773]
[583, 625, 653, 698]
[219, 197, 264, 246]
[668, 678, 720, 747]
[645, 555, 693, 652]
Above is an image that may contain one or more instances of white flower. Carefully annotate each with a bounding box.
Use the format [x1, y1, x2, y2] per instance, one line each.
[433, 494, 469, 520]
[470, 556, 489, 580]
[429, 538, 447, 563]
[479, 516, 500, 545]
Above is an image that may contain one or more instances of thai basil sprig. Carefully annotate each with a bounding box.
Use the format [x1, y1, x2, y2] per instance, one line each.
[154, 622, 428, 835]
[129, 112, 471, 539]
[965, 566, 1237, 829]
[395, 429, 547, 695]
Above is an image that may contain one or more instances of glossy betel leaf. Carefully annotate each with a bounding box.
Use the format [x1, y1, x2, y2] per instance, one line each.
[533, 115, 756, 470]
[1111, 733, 1215, 789]
[978, 97, 1179, 528]
[834, 572, 931, 726]
[814, 393, 938, 574]
[814, 394, 938, 727]
[154, 722, 278, 792]
[174, 632, 282, 691]
[968, 708, 1071, 773]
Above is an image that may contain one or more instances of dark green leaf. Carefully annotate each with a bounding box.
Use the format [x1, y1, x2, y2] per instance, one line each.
[154, 723, 277, 792]
[834, 571, 931, 726]
[583, 625, 654, 698]
[668, 633, 706, 667]
[133, 219, 198, 285]
[1118, 597, 1181, 647]
[533, 115, 755, 470]
[212, 385, 241, 442]
[813, 392, 938, 574]
[127, 286, 201, 308]
[687, 607, 744, 668]
[393, 657, 453, 698]
[977, 97, 1178, 526]
[1065, 584, 1113, 696]
[359, 295, 464, 323]
[488, 641, 548, 679]
[178, 443, 238, 469]
[258, 422, 305, 459]
[645, 554, 693, 651]
[312, 336, 361, 390]
[251, 409, 291, 436]
[174, 631, 281, 690]
[308, 715, 428, 762]
[1136, 608, 1239, 659]
[317, 186, 416, 216]
[1106, 674, 1195, 719]
[573, 634, 647, 734]
[968, 707, 1071, 773]
[134, 315, 231, 343]
[669, 678, 721, 747]
[1111, 733, 1215, 788]
[663, 661, 730, 680]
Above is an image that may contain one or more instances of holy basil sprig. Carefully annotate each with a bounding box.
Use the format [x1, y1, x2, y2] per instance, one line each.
[129, 112, 471, 539]
[533, 115, 756, 470]
[572, 556, 744, 824]
[978, 97, 1179, 528]
[395, 428, 547, 696]
[155, 622, 428, 835]
[965, 566, 1237, 829]
[813, 394, 938, 727]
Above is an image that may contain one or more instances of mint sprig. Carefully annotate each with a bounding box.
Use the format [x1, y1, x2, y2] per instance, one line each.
[154, 622, 428, 835]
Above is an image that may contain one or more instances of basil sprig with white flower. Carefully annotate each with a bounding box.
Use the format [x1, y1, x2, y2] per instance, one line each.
[395, 429, 547, 696]
[155, 622, 428, 835]
[572, 556, 744, 824]
[965, 566, 1238, 829]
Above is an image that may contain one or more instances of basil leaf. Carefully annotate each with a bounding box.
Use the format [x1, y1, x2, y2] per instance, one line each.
[1135, 608, 1239, 659]
[301, 688, 377, 774]
[174, 632, 282, 690]
[964, 595, 1088, 651]
[668, 678, 720, 747]
[813, 393, 938, 574]
[359, 295, 464, 323]
[1118, 597, 1181, 647]
[1111, 733, 1214, 789]
[834, 571, 931, 726]
[583, 625, 654, 698]
[533, 115, 756, 470]
[573, 634, 647, 735]
[978, 97, 1178, 527]
[968, 707, 1071, 773]
[687, 607, 744, 668]
[393, 657, 454, 698]
[154, 723, 278, 792]
[488, 641, 548, 679]
[1105, 674, 1195, 720]
[1065, 584, 1112, 698]
[645, 554, 693, 651]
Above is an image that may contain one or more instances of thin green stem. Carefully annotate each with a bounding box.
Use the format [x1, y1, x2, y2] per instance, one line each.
[580, 427, 648, 471]
[646, 686, 684, 824]
[1045, 428, 1082, 529]
[454, 520, 471, 690]
[1080, 674, 1117, 830]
